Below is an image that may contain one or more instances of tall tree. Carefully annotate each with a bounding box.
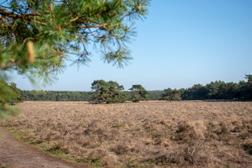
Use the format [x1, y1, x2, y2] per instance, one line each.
[238, 75, 252, 100]
[183, 84, 209, 100]
[207, 81, 228, 99]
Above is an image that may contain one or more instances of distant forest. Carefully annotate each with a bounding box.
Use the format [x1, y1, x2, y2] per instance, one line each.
[21, 90, 162, 101]
[21, 75, 252, 102]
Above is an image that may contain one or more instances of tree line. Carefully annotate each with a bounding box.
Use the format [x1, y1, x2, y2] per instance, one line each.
[21, 81, 149, 103]
[18, 75, 252, 103]
[161, 75, 252, 101]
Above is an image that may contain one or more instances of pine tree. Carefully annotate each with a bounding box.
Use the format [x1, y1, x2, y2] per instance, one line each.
[90, 80, 126, 104]
[0, 0, 149, 108]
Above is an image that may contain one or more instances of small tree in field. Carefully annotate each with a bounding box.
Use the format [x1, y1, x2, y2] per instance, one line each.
[90, 80, 126, 104]
[129, 84, 148, 102]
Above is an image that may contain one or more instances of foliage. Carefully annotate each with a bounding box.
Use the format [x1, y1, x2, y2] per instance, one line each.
[160, 75, 251, 101]
[0, 0, 149, 72]
[183, 84, 209, 100]
[182, 75, 251, 101]
[0, 79, 21, 107]
[21, 90, 91, 101]
[239, 75, 252, 100]
[160, 88, 182, 101]
[129, 84, 148, 102]
[90, 80, 126, 104]
[0, 0, 150, 110]
[147, 90, 163, 100]
[0, 78, 21, 117]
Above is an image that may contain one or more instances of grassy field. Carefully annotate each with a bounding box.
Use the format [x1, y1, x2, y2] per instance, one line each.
[1, 101, 252, 168]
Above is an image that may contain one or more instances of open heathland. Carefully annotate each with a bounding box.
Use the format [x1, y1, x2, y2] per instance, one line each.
[1, 101, 252, 168]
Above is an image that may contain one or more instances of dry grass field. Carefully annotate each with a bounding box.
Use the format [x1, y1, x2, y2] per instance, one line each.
[1, 101, 252, 168]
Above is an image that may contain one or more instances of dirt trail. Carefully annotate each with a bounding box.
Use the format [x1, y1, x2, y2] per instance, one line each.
[0, 128, 86, 168]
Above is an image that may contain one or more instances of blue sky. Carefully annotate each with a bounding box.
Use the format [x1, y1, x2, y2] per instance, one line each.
[13, 0, 252, 91]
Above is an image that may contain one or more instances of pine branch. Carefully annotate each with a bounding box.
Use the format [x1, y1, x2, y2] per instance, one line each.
[79, 23, 107, 29]
[0, 8, 38, 21]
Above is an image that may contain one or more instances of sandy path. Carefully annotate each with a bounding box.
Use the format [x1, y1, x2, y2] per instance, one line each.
[0, 128, 87, 168]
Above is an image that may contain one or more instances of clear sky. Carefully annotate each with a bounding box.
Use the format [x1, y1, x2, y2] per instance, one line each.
[12, 0, 252, 91]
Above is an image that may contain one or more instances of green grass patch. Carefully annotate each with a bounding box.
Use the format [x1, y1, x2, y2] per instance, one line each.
[0, 105, 19, 119]
[89, 158, 103, 168]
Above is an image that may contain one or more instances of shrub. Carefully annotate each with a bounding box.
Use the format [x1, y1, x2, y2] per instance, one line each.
[129, 84, 148, 102]
[160, 89, 181, 101]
